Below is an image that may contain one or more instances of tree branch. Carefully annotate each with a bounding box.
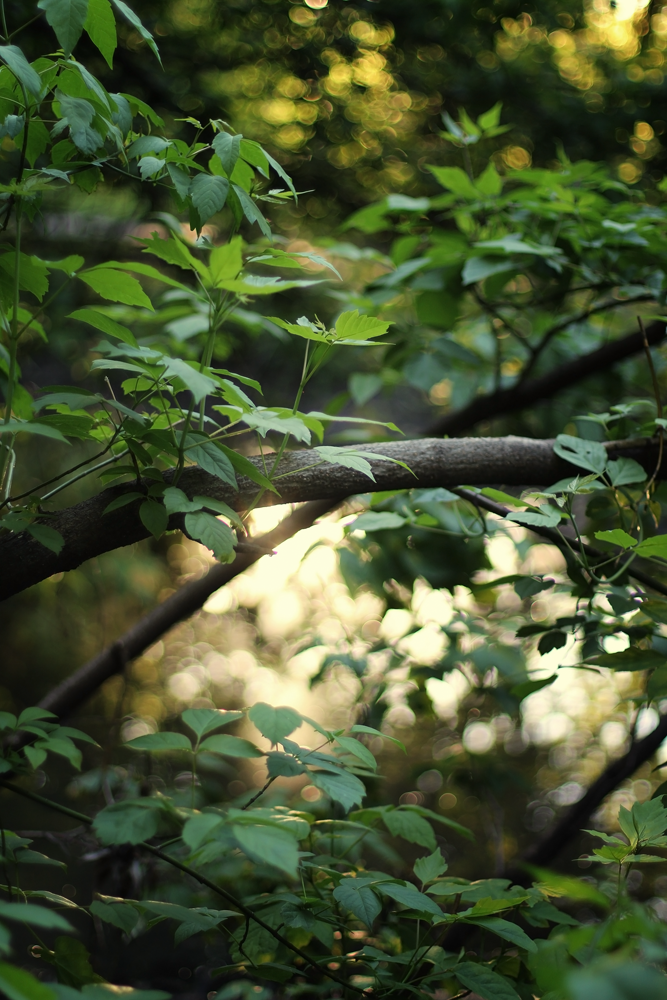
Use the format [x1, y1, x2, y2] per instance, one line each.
[426, 320, 665, 437]
[0, 435, 662, 601]
[37, 500, 337, 718]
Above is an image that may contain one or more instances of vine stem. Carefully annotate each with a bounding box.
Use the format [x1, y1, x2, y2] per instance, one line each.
[0, 778, 365, 997]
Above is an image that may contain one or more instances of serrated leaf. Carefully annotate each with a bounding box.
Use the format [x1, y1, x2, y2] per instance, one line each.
[232, 823, 299, 877]
[184, 511, 235, 561]
[232, 183, 271, 238]
[210, 236, 243, 283]
[38, 0, 88, 56]
[379, 881, 443, 917]
[69, 307, 137, 346]
[181, 812, 223, 849]
[607, 457, 646, 486]
[140, 499, 168, 539]
[125, 732, 192, 752]
[89, 899, 139, 933]
[334, 735, 377, 770]
[0, 46, 42, 98]
[181, 708, 242, 738]
[110, 0, 161, 64]
[333, 878, 381, 927]
[138, 231, 206, 275]
[309, 768, 366, 811]
[335, 310, 391, 341]
[190, 174, 229, 224]
[554, 434, 607, 475]
[634, 536, 667, 561]
[185, 434, 237, 487]
[79, 267, 153, 309]
[454, 961, 520, 1000]
[266, 751, 307, 778]
[92, 799, 165, 845]
[248, 703, 302, 744]
[350, 724, 406, 751]
[586, 648, 666, 671]
[595, 528, 636, 550]
[212, 132, 241, 177]
[414, 848, 448, 884]
[506, 507, 561, 528]
[163, 357, 216, 403]
[198, 734, 262, 757]
[84, 0, 116, 67]
[383, 809, 436, 850]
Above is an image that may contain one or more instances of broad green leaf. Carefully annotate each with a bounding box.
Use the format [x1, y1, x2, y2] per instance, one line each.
[185, 435, 237, 487]
[414, 849, 448, 884]
[38, 0, 88, 56]
[333, 878, 381, 927]
[232, 823, 299, 877]
[248, 703, 302, 744]
[334, 735, 376, 770]
[163, 358, 216, 403]
[219, 446, 277, 493]
[567, 962, 667, 1000]
[210, 236, 243, 283]
[232, 183, 271, 238]
[479, 487, 528, 508]
[139, 232, 207, 276]
[181, 812, 223, 849]
[184, 511, 236, 562]
[0, 253, 50, 300]
[27, 524, 64, 554]
[309, 768, 366, 811]
[634, 536, 667, 561]
[69, 308, 137, 346]
[79, 267, 153, 309]
[89, 900, 139, 934]
[553, 434, 607, 475]
[2, 421, 69, 443]
[379, 881, 443, 917]
[103, 492, 143, 515]
[586, 648, 666, 671]
[182, 708, 243, 738]
[190, 174, 229, 223]
[0, 46, 42, 97]
[383, 809, 436, 850]
[350, 724, 406, 751]
[92, 799, 164, 845]
[84, 0, 117, 67]
[125, 731, 192, 752]
[428, 165, 479, 198]
[212, 131, 241, 177]
[17, 707, 57, 725]
[138, 156, 164, 179]
[163, 487, 201, 515]
[0, 902, 73, 931]
[350, 511, 407, 532]
[454, 961, 520, 1000]
[110, 0, 161, 63]
[506, 507, 562, 529]
[139, 499, 168, 539]
[0, 962, 56, 1000]
[334, 310, 391, 341]
[606, 457, 646, 486]
[595, 529, 636, 549]
[198, 734, 262, 757]
[266, 751, 307, 778]
[56, 92, 103, 154]
[527, 867, 610, 908]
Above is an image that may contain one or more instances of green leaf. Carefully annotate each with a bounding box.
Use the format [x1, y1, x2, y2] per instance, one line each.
[69, 307, 137, 346]
[428, 166, 479, 199]
[79, 267, 153, 309]
[103, 492, 143, 515]
[0, 46, 42, 98]
[232, 183, 271, 238]
[84, 0, 116, 67]
[527, 866, 610, 908]
[506, 507, 562, 529]
[266, 751, 307, 777]
[163, 357, 216, 403]
[595, 528, 637, 549]
[89, 900, 139, 934]
[554, 434, 607, 475]
[190, 174, 229, 224]
[634, 536, 667, 561]
[212, 132, 241, 177]
[309, 768, 366, 811]
[383, 808, 437, 850]
[140, 499, 168, 539]
[248, 703, 302, 744]
[232, 823, 299, 877]
[607, 457, 646, 486]
[350, 511, 407, 532]
[139, 232, 207, 276]
[379, 881, 443, 917]
[454, 961, 520, 1000]
[55, 92, 103, 154]
[26, 524, 64, 554]
[333, 878, 381, 927]
[185, 435, 237, 487]
[182, 708, 243, 738]
[184, 510, 236, 562]
[0, 902, 73, 931]
[465, 916, 536, 952]
[181, 812, 223, 849]
[0, 253, 50, 301]
[110, 0, 161, 63]
[350, 724, 406, 751]
[210, 236, 243, 283]
[335, 310, 391, 341]
[92, 799, 165, 845]
[38, 0, 88, 56]
[198, 734, 262, 757]
[586, 648, 666, 671]
[0, 963, 56, 1000]
[334, 735, 377, 770]
[1, 420, 70, 442]
[219, 446, 277, 493]
[125, 732, 192, 752]
[414, 848, 448, 884]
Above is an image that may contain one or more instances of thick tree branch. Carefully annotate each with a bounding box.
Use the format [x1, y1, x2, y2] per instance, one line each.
[427, 320, 665, 437]
[37, 500, 337, 718]
[1, 435, 661, 601]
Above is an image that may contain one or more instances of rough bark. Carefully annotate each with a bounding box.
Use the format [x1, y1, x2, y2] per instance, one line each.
[0, 435, 661, 601]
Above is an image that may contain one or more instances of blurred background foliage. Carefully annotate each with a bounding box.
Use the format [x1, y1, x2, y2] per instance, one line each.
[6, 0, 667, 990]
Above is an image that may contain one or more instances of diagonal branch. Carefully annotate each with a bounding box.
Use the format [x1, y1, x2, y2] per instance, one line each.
[38, 499, 337, 719]
[1, 435, 662, 602]
[426, 320, 665, 437]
